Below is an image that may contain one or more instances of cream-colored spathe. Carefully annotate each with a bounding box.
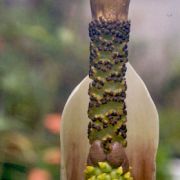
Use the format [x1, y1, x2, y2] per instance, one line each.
[60, 63, 159, 180]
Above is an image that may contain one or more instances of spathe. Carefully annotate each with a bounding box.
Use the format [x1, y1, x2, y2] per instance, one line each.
[60, 63, 159, 180]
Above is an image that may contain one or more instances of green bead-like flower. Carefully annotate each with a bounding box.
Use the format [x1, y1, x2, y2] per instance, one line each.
[84, 162, 133, 180]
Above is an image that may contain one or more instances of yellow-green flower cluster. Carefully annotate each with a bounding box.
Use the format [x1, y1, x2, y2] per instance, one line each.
[84, 162, 133, 180]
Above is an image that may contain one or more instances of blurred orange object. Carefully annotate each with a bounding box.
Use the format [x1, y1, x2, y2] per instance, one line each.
[43, 147, 60, 165]
[28, 168, 52, 180]
[44, 114, 61, 134]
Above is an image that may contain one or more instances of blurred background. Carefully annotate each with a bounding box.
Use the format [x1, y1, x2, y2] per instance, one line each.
[0, 0, 179, 179]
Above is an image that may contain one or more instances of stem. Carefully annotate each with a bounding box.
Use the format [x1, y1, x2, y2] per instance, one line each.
[90, 0, 130, 21]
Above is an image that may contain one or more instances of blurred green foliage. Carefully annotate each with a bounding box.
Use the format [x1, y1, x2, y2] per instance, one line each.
[0, 0, 179, 179]
[156, 145, 172, 180]
[159, 109, 180, 156]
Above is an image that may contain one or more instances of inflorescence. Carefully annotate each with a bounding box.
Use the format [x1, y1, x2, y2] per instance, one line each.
[86, 17, 132, 180]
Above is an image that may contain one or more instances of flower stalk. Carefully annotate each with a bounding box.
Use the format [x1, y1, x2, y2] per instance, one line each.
[85, 0, 132, 179]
